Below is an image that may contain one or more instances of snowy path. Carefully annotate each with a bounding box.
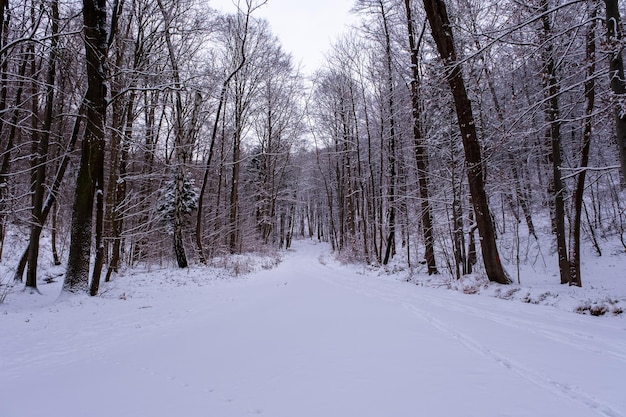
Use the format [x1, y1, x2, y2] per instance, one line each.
[1, 240, 625, 417]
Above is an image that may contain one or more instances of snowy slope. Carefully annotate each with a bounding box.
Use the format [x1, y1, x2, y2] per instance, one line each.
[1, 240, 625, 417]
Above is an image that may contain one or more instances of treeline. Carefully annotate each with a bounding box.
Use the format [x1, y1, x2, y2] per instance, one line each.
[308, 0, 626, 287]
[1, 0, 306, 295]
[1, 0, 624, 296]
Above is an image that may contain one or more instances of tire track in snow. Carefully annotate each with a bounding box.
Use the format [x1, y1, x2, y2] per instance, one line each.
[418, 293, 626, 364]
[314, 264, 626, 365]
[308, 260, 623, 417]
[402, 303, 623, 417]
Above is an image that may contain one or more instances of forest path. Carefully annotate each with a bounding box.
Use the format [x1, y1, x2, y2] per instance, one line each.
[1, 240, 624, 417]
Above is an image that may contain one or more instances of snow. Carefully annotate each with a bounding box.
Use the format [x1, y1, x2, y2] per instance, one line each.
[1, 240, 625, 417]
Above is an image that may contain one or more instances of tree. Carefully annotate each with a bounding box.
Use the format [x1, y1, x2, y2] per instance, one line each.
[605, 0, 626, 182]
[63, 0, 108, 293]
[354, 0, 401, 266]
[422, 0, 510, 284]
[538, 0, 569, 285]
[404, 0, 437, 274]
[569, 3, 599, 287]
[157, 176, 199, 236]
[25, 0, 59, 291]
[196, 0, 266, 262]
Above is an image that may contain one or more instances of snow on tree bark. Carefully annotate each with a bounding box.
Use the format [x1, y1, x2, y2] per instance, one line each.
[63, 0, 108, 294]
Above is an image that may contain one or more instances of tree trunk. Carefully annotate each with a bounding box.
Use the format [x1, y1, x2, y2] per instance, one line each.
[229, 108, 242, 254]
[173, 165, 188, 268]
[404, 0, 438, 274]
[51, 201, 61, 266]
[422, 0, 510, 284]
[380, 0, 397, 266]
[605, 0, 626, 183]
[157, 0, 191, 268]
[570, 5, 597, 287]
[26, 0, 59, 291]
[540, 0, 570, 285]
[0, 0, 11, 261]
[63, 0, 108, 293]
[105, 92, 133, 282]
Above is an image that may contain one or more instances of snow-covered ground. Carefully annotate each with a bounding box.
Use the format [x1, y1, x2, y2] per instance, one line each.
[1, 240, 625, 417]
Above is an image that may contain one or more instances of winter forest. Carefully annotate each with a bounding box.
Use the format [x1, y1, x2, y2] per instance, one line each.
[2, 0, 626, 415]
[1, 0, 626, 296]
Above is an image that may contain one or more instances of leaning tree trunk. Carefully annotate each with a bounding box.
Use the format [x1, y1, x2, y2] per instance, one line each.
[63, 0, 108, 293]
[605, 0, 626, 183]
[422, 0, 510, 284]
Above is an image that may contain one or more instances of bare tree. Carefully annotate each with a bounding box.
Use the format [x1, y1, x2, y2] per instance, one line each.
[25, 0, 59, 291]
[63, 0, 109, 293]
[422, 0, 510, 284]
[404, 0, 437, 274]
[196, 0, 266, 262]
[605, 0, 626, 182]
[569, 3, 599, 287]
[538, 0, 570, 285]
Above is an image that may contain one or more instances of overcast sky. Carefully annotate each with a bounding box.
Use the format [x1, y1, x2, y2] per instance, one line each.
[210, 0, 357, 73]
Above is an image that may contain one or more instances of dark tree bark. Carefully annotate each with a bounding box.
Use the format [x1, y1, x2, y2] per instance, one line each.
[540, 0, 569, 285]
[157, 0, 192, 268]
[569, 5, 598, 287]
[422, 0, 510, 284]
[26, 0, 59, 291]
[1, 46, 29, 264]
[404, 0, 438, 274]
[229, 95, 243, 254]
[0, 0, 10, 259]
[63, 0, 108, 293]
[605, 0, 626, 183]
[380, 0, 398, 266]
[51, 201, 61, 266]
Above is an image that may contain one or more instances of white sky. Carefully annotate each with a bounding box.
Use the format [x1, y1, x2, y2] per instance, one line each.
[209, 0, 357, 73]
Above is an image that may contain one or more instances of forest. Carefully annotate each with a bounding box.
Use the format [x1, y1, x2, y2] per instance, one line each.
[1, 0, 625, 297]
